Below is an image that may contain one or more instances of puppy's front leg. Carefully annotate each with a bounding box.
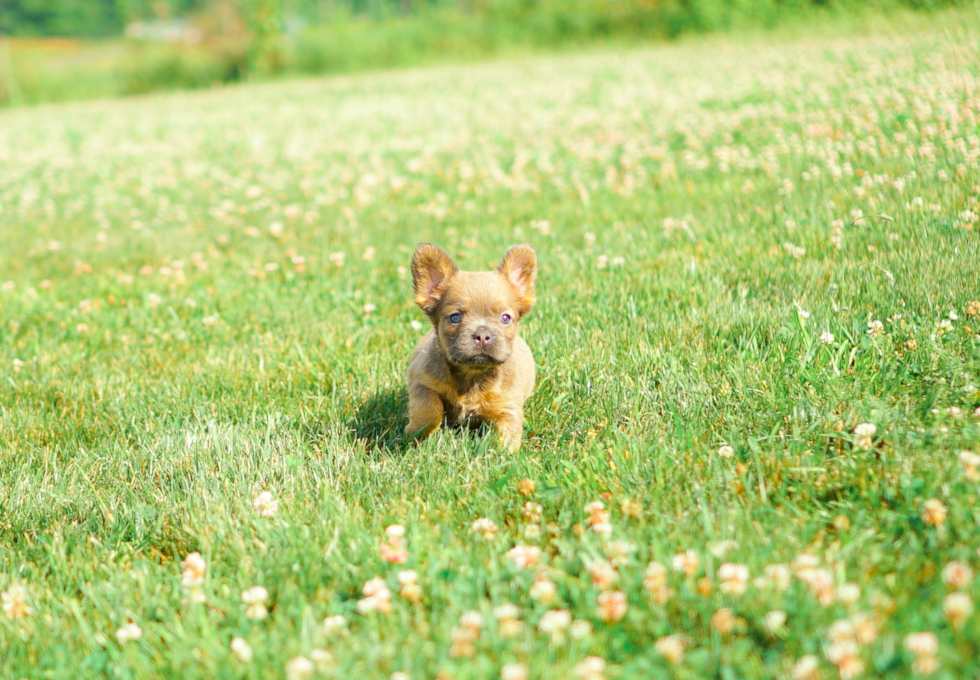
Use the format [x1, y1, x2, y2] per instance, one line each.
[495, 411, 524, 451]
[406, 384, 444, 439]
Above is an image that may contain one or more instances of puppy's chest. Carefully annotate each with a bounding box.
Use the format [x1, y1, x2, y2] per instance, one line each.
[443, 386, 505, 423]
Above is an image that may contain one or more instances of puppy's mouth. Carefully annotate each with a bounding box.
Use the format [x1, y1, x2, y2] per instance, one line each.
[450, 350, 506, 367]
[468, 353, 505, 365]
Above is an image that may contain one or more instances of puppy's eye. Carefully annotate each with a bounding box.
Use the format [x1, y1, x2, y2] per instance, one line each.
[501, 313, 512, 325]
[448, 312, 463, 324]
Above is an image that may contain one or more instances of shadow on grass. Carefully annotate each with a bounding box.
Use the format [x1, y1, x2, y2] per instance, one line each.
[350, 386, 411, 454]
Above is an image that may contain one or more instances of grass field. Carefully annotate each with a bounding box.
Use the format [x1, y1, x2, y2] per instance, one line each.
[2, 15, 980, 679]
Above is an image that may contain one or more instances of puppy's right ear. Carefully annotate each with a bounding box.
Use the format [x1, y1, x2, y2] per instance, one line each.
[412, 244, 458, 313]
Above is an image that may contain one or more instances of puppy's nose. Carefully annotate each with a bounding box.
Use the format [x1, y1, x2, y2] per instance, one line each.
[471, 326, 496, 348]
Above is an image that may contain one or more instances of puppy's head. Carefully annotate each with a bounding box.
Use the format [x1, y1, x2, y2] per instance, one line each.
[412, 243, 537, 368]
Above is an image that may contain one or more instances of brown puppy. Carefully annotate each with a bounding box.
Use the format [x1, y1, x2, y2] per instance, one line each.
[406, 243, 537, 450]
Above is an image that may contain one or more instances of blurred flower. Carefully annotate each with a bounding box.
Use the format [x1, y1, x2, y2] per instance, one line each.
[116, 622, 142, 645]
[253, 491, 279, 518]
[959, 451, 980, 481]
[494, 604, 523, 637]
[791, 654, 820, 680]
[381, 524, 409, 563]
[398, 570, 422, 602]
[759, 564, 792, 591]
[837, 583, 861, 605]
[1, 585, 32, 620]
[323, 615, 348, 635]
[469, 518, 499, 541]
[853, 613, 879, 645]
[181, 552, 206, 588]
[381, 542, 408, 563]
[242, 586, 269, 620]
[825, 641, 863, 679]
[584, 501, 612, 535]
[764, 610, 787, 634]
[718, 563, 749, 596]
[358, 577, 392, 614]
[286, 656, 314, 680]
[718, 445, 734, 459]
[709, 539, 738, 558]
[517, 479, 537, 496]
[854, 423, 877, 450]
[574, 656, 606, 680]
[604, 540, 634, 566]
[230, 637, 253, 662]
[904, 632, 939, 674]
[501, 663, 528, 680]
[799, 567, 835, 606]
[597, 590, 628, 622]
[450, 612, 482, 657]
[654, 635, 685, 664]
[794, 553, 820, 572]
[506, 545, 542, 569]
[588, 560, 618, 589]
[619, 498, 642, 518]
[904, 632, 938, 656]
[827, 619, 855, 644]
[836, 650, 863, 679]
[922, 499, 947, 527]
[866, 320, 885, 338]
[941, 561, 973, 589]
[521, 502, 543, 522]
[672, 550, 700, 577]
[944, 592, 972, 628]
[710, 608, 737, 635]
[311, 649, 333, 672]
[819, 331, 835, 344]
[644, 561, 673, 603]
[530, 573, 558, 605]
[538, 609, 572, 643]
[460, 611, 483, 632]
[570, 619, 593, 639]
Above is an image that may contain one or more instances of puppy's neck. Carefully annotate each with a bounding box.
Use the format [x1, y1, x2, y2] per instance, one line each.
[448, 362, 499, 392]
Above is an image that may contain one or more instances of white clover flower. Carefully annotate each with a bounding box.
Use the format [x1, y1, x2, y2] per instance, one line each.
[230, 637, 253, 662]
[253, 491, 279, 517]
[115, 622, 142, 645]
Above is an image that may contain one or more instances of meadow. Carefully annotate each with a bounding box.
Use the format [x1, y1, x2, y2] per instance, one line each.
[2, 13, 980, 679]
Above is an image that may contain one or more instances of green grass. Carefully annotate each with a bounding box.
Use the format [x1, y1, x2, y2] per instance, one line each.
[2, 16, 980, 679]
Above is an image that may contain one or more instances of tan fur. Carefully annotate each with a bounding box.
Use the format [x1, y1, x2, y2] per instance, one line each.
[406, 244, 537, 450]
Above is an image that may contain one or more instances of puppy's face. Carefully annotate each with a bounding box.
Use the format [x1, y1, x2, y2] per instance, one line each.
[412, 244, 537, 368]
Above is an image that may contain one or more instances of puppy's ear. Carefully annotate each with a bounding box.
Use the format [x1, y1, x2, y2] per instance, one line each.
[412, 243, 458, 313]
[497, 244, 537, 316]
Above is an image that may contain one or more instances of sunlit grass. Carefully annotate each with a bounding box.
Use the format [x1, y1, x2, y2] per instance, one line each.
[1, 18, 980, 679]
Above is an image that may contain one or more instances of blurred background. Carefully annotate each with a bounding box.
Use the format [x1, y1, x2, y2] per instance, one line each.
[0, 0, 963, 107]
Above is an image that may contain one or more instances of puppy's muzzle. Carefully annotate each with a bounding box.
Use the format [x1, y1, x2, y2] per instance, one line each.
[471, 325, 496, 349]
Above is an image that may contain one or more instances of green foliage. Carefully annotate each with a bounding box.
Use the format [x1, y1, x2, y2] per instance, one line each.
[0, 0, 124, 37]
[2, 16, 980, 678]
[0, 0, 973, 106]
[243, 0, 286, 75]
[122, 42, 248, 93]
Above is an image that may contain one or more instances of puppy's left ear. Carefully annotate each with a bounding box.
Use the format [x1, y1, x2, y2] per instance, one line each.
[497, 244, 537, 316]
[412, 243, 458, 314]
